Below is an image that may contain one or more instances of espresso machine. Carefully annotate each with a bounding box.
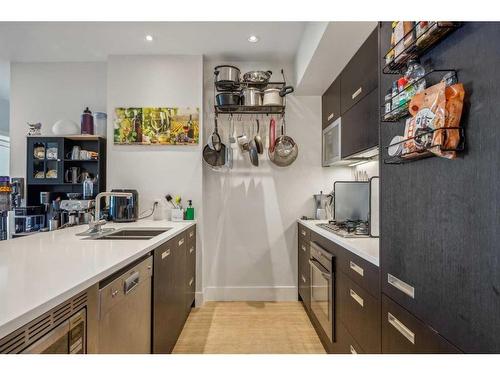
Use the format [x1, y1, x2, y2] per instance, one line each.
[59, 199, 95, 228]
[313, 191, 333, 220]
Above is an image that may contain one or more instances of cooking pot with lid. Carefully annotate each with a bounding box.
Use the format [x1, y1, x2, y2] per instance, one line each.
[214, 65, 241, 91]
[241, 87, 263, 106]
[263, 86, 295, 106]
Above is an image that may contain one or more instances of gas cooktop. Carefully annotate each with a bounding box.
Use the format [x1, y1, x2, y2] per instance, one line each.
[317, 220, 370, 238]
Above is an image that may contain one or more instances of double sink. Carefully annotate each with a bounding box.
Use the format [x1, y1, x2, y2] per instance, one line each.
[89, 228, 171, 240]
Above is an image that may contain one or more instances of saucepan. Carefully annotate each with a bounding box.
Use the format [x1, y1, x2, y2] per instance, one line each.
[262, 86, 294, 106]
[269, 117, 298, 167]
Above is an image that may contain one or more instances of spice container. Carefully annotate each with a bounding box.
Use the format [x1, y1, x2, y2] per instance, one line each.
[384, 89, 392, 118]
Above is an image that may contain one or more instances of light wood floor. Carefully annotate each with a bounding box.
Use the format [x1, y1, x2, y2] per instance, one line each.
[172, 301, 326, 354]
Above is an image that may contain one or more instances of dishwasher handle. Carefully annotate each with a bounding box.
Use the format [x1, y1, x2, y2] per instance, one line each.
[124, 271, 140, 294]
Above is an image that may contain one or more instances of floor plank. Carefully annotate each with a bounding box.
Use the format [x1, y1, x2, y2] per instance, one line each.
[172, 301, 326, 354]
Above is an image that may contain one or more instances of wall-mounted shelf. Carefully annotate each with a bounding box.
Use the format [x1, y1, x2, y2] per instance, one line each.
[384, 127, 465, 165]
[381, 69, 457, 122]
[383, 22, 461, 74]
[214, 105, 285, 116]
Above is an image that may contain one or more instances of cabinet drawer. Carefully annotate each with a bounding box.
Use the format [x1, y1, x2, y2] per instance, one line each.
[334, 322, 366, 354]
[338, 249, 380, 299]
[340, 88, 379, 158]
[340, 27, 378, 114]
[298, 239, 310, 260]
[298, 224, 310, 242]
[338, 272, 381, 353]
[186, 225, 196, 246]
[382, 295, 461, 353]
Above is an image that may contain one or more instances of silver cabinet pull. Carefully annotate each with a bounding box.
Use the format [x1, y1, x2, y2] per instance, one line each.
[161, 249, 171, 259]
[349, 260, 364, 277]
[124, 271, 140, 294]
[189, 277, 194, 286]
[327, 113, 334, 121]
[111, 290, 119, 298]
[352, 87, 362, 99]
[301, 229, 306, 237]
[301, 244, 306, 252]
[189, 231, 194, 238]
[349, 345, 357, 354]
[388, 274, 415, 299]
[301, 274, 306, 283]
[189, 246, 194, 254]
[349, 289, 364, 307]
[388, 312, 415, 344]
[178, 238, 185, 246]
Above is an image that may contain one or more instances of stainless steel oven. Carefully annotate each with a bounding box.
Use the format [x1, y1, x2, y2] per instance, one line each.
[309, 242, 334, 344]
[22, 309, 86, 354]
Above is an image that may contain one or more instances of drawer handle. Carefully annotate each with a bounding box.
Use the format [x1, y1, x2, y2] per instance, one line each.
[327, 113, 334, 121]
[349, 289, 364, 307]
[301, 274, 306, 283]
[301, 229, 306, 237]
[111, 290, 119, 298]
[388, 312, 415, 345]
[352, 87, 362, 99]
[349, 345, 357, 354]
[161, 249, 171, 259]
[189, 231, 194, 238]
[178, 238, 185, 246]
[189, 277, 194, 286]
[189, 246, 194, 254]
[301, 244, 306, 252]
[349, 261, 364, 277]
[388, 274, 415, 299]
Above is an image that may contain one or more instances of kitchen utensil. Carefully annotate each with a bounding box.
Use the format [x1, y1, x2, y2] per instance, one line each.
[269, 118, 276, 152]
[271, 118, 298, 167]
[225, 142, 234, 169]
[214, 65, 241, 91]
[229, 115, 237, 147]
[254, 119, 263, 154]
[216, 92, 241, 107]
[203, 120, 227, 167]
[248, 139, 259, 167]
[242, 70, 272, 84]
[68, 145, 81, 160]
[241, 87, 262, 106]
[262, 86, 295, 106]
[208, 118, 222, 151]
[52, 119, 79, 136]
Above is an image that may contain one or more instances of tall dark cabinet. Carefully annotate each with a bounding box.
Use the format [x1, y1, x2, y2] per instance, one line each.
[380, 22, 500, 353]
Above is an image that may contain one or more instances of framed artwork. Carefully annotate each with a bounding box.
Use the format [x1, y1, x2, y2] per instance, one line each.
[114, 107, 199, 145]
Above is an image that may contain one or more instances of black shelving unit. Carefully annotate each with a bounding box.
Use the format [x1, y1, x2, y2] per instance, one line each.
[26, 135, 106, 205]
[383, 22, 461, 74]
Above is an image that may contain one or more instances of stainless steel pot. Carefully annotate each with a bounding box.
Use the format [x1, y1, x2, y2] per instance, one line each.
[214, 65, 240, 90]
[216, 92, 241, 106]
[241, 87, 262, 106]
[243, 70, 272, 84]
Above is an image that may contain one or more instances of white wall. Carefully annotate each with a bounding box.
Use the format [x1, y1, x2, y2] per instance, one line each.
[202, 61, 352, 301]
[107, 55, 204, 302]
[9, 62, 107, 178]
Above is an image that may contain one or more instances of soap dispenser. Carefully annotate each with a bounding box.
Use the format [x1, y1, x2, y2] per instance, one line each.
[185, 200, 194, 220]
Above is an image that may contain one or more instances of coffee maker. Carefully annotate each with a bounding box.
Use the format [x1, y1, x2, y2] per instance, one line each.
[59, 199, 95, 227]
[313, 191, 333, 220]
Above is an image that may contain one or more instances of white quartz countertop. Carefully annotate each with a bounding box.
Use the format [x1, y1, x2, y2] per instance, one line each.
[0, 220, 196, 339]
[297, 219, 379, 267]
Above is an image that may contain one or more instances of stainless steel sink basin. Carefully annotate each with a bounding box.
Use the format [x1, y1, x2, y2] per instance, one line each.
[91, 227, 171, 240]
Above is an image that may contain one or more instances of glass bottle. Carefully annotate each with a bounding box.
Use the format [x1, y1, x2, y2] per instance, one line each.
[82, 177, 93, 199]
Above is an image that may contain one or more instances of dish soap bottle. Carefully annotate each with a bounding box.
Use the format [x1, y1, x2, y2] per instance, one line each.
[185, 200, 195, 220]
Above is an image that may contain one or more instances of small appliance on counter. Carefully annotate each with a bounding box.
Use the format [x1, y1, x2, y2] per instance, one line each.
[110, 189, 138, 222]
[14, 206, 45, 235]
[316, 178, 379, 238]
[59, 199, 95, 227]
[313, 191, 332, 220]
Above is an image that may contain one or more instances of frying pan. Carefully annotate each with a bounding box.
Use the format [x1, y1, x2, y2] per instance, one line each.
[203, 118, 226, 167]
[269, 117, 298, 167]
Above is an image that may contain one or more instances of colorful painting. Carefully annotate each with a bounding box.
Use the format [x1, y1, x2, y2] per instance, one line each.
[114, 107, 199, 145]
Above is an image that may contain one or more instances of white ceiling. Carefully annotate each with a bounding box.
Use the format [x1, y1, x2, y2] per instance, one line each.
[0, 22, 306, 62]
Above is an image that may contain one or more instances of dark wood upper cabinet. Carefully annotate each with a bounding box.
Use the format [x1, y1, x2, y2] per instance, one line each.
[322, 77, 341, 129]
[340, 27, 378, 114]
[340, 88, 378, 158]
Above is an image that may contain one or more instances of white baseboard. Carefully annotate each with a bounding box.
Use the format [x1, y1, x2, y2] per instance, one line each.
[202, 286, 298, 302]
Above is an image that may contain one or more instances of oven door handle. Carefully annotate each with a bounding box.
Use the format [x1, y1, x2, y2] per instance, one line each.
[22, 320, 70, 353]
[309, 259, 331, 280]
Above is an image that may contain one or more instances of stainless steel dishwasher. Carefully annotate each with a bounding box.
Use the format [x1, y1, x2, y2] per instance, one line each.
[97, 255, 153, 354]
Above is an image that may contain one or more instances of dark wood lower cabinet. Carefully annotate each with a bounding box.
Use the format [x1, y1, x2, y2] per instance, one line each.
[298, 239, 310, 310]
[153, 225, 196, 354]
[381, 294, 461, 354]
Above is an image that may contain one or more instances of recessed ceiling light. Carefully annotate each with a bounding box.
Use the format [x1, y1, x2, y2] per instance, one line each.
[248, 35, 259, 43]
[145, 35, 153, 42]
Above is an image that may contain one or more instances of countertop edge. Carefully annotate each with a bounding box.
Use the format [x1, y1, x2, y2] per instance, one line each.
[297, 219, 379, 267]
[0, 221, 196, 339]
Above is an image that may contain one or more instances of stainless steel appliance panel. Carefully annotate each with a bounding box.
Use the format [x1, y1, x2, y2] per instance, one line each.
[322, 118, 341, 166]
[309, 242, 334, 344]
[334, 181, 370, 222]
[97, 256, 153, 354]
